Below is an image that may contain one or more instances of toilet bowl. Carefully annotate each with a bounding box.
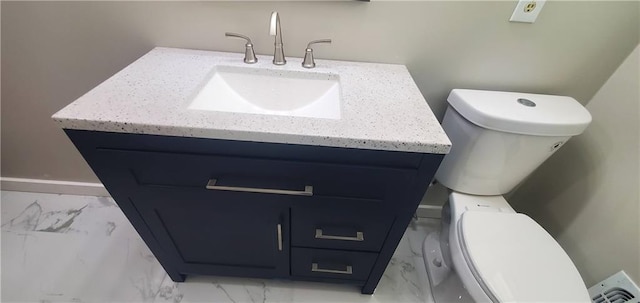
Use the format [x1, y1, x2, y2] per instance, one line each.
[424, 89, 593, 302]
[444, 192, 590, 302]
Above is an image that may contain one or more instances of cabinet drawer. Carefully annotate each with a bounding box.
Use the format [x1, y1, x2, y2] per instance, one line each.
[96, 148, 416, 205]
[292, 206, 394, 252]
[291, 248, 377, 281]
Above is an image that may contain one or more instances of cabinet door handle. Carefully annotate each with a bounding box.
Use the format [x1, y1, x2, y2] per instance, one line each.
[311, 263, 353, 275]
[206, 179, 313, 196]
[315, 229, 364, 241]
[277, 223, 283, 251]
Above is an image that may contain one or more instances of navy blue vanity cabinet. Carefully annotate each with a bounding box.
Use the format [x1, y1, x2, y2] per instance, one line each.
[64, 130, 444, 294]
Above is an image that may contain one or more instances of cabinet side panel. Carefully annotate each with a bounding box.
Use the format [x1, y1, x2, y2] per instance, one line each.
[64, 129, 186, 282]
[360, 153, 444, 294]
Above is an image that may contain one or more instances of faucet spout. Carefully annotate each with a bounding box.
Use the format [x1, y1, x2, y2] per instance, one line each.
[270, 12, 286, 65]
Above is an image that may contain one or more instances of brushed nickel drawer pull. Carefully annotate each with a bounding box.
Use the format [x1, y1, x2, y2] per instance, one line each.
[311, 263, 353, 275]
[277, 223, 283, 251]
[206, 179, 313, 196]
[315, 229, 364, 241]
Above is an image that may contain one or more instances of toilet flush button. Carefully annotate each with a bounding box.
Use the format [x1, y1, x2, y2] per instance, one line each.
[517, 98, 537, 107]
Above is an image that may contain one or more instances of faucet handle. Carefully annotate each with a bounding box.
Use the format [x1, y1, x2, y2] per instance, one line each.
[302, 39, 331, 69]
[225, 32, 257, 64]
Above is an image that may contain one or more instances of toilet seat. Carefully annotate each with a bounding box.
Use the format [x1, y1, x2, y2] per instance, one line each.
[458, 211, 590, 302]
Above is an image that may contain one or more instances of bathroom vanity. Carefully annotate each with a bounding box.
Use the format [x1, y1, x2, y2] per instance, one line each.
[53, 47, 450, 294]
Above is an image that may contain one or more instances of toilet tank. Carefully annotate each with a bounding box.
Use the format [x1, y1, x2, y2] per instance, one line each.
[435, 89, 592, 195]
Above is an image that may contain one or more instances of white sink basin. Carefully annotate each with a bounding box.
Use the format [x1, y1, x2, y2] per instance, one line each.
[188, 66, 341, 119]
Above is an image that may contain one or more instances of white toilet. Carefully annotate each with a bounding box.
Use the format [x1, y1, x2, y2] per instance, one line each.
[424, 89, 593, 302]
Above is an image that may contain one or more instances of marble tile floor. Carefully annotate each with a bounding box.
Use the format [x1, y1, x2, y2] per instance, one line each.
[1, 190, 439, 303]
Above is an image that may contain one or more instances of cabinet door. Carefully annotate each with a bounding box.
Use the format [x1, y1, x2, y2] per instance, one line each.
[131, 187, 289, 279]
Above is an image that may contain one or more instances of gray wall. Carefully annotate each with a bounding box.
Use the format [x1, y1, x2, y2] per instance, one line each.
[511, 44, 640, 287]
[1, 1, 638, 183]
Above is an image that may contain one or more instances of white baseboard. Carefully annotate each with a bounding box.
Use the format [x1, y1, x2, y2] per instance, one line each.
[416, 204, 442, 219]
[0, 177, 109, 197]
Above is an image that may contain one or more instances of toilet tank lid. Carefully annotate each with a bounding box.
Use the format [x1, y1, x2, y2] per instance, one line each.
[447, 89, 592, 136]
[460, 212, 590, 302]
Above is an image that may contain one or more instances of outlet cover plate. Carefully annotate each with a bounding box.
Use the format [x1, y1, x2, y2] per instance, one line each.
[510, 0, 546, 23]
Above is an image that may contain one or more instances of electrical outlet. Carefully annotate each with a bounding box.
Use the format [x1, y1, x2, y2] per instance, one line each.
[510, 0, 546, 23]
[524, 2, 536, 12]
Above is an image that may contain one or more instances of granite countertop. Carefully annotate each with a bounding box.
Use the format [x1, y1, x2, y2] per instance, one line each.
[52, 47, 451, 154]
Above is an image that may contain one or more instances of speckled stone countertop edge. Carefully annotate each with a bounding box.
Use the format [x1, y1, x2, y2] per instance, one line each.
[53, 118, 452, 154]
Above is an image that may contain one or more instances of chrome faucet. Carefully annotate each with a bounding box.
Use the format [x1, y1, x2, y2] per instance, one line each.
[269, 12, 286, 65]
